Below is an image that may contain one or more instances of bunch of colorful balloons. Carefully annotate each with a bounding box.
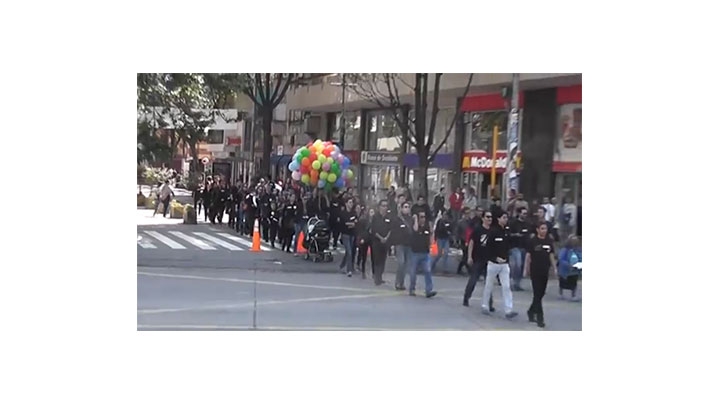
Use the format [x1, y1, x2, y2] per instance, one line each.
[288, 140, 354, 191]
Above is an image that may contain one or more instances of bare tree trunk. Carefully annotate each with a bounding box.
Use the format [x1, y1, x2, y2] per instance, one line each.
[417, 151, 430, 199]
[260, 107, 273, 177]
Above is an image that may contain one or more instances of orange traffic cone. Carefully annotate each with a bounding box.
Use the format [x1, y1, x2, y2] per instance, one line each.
[430, 236, 438, 256]
[251, 219, 261, 252]
[296, 231, 307, 253]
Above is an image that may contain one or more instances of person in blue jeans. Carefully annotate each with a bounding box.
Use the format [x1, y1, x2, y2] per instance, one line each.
[393, 202, 414, 290]
[338, 198, 358, 276]
[431, 210, 452, 274]
[508, 207, 532, 291]
[407, 212, 437, 298]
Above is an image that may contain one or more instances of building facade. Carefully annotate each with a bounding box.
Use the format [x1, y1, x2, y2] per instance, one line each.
[279, 73, 582, 204]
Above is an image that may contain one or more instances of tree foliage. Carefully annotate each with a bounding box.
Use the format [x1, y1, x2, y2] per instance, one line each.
[136, 73, 242, 187]
[348, 73, 474, 197]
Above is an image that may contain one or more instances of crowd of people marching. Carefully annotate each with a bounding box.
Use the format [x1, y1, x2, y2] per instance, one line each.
[192, 176, 582, 328]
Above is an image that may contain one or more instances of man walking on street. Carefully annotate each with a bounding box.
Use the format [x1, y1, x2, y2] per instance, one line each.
[155, 180, 174, 218]
[463, 209, 494, 311]
[481, 211, 518, 319]
[432, 186, 445, 219]
[370, 199, 393, 286]
[393, 201, 414, 290]
[509, 207, 532, 291]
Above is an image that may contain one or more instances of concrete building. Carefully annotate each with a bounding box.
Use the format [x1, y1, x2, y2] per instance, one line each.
[281, 73, 582, 205]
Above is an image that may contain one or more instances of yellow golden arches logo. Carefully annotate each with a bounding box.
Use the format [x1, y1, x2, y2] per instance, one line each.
[462, 156, 470, 169]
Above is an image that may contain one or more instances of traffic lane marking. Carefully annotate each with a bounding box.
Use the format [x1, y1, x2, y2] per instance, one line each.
[137, 271, 389, 293]
[137, 292, 396, 315]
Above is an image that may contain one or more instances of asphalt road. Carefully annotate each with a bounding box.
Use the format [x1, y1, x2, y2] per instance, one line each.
[137, 216, 582, 331]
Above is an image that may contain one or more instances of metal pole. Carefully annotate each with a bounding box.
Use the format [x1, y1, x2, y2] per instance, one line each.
[490, 124, 499, 194]
[503, 73, 520, 208]
[340, 73, 346, 148]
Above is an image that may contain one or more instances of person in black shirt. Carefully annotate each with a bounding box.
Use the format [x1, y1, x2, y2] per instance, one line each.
[509, 207, 532, 291]
[259, 188, 274, 243]
[338, 198, 358, 277]
[201, 181, 212, 222]
[406, 211, 437, 298]
[268, 201, 280, 248]
[464, 209, 494, 311]
[208, 182, 221, 224]
[392, 201, 413, 290]
[523, 222, 557, 327]
[329, 189, 342, 249]
[431, 210, 453, 273]
[411, 196, 433, 222]
[217, 181, 229, 224]
[243, 189, 258, 236]
[455, 208, 472, 276]
[293, 194, 308, 253]
[369, 200, 393, 286]
[480, 211, 518, 319]
[432, 186, 445, 219]
[228, 183, 239, 229]
[280, 194, 298, 253]
[355, 206, 374, 279]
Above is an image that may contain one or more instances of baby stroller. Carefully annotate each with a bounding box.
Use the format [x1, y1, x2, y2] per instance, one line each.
[303, 216, 333, 262]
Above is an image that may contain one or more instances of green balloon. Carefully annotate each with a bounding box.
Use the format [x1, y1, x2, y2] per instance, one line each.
[327, 173, 337, 183]
[332, 162, 340, 173]
[295, 155, 302, 164]
[319, 171, 328, 180]
[301, 148, 310, 157]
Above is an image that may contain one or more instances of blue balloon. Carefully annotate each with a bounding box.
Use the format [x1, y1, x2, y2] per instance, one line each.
[289, 161, 299, 171]
[318, 179, 326, 188]
[335, 178, 345, 188]
[342, 158, 350, 169]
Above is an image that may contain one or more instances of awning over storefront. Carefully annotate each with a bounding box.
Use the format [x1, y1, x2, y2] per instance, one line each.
[271, 154, 293, 169]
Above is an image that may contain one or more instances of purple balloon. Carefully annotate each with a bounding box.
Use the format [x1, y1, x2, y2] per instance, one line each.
[322, 162, 331, 171]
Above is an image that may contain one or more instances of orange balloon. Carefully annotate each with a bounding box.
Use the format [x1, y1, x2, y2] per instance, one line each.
[301, 157, 311, 167]
[310, 170, 319, 179]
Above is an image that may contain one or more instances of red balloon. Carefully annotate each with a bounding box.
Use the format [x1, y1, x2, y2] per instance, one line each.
[300, 165, 309, 174]
[301, 157, 311, 167]
[322, 149, 332, 157]
[308, 152, 317, 162]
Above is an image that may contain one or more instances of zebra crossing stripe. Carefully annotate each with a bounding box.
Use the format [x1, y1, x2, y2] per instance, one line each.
[193, 232, 243, 251]
[144, 231, 186, 249]
[137, 236, 157, 249]
[169, 231, 216, 250]
[216, 233, 271, 251]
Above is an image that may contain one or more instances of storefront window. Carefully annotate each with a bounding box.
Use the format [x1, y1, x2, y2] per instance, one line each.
[407, 108, 457, 155]
[464, 110, 523, 151]
[330, 111, 361, 150]
[366, 110, 402, 151]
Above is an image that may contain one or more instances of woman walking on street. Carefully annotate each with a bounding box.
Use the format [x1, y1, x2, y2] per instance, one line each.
[558, 236, 582, 301]
[524, 222, 557, 328]
[339, 198, 358, 277]
[355, 207, 374, 279]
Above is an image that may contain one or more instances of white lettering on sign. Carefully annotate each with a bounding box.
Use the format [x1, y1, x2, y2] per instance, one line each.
[469, 156, 507, 169]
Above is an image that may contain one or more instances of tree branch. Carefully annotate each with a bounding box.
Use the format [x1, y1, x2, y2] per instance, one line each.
[431, 73, 474, 160]
[271, 73, 295, 109]
[270, 73, 284, 102]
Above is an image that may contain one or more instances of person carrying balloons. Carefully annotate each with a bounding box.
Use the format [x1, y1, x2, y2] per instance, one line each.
[287, 140, 356, 252]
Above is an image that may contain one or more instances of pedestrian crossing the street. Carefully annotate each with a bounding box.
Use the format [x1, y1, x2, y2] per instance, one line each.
[138, 230, 271, 252]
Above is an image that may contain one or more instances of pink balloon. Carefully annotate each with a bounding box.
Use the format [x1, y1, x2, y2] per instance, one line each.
[322, 162, 331, 171]
[292, 171, 301, 181]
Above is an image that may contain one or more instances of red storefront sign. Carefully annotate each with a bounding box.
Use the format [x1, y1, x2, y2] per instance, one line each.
[226, 136, 242, 146]
[462, 151, 509, 172]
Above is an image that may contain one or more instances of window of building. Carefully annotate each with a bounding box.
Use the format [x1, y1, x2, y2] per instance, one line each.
[207, 129, 224, 144]
[366, 110, 402, 152]
[463, 110, 523, 151]
[330, 111, 361, 150]
[406, 108, 457, 155]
